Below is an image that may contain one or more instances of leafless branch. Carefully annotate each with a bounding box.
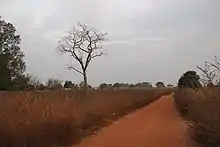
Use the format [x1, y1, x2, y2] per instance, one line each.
[197, 56, 220, 86]
[206, 56, 220, 71]
[91, 52, 105, 58]
[67, 65, 83, 75]
[56, 22, 107, 92]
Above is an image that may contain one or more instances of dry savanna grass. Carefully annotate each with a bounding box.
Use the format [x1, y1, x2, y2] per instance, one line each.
[0, 88, 173, 147]
[174, 87, 220, 147]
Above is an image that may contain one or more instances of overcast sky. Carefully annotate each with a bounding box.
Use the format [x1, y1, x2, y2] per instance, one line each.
[1, 0, 220, 86]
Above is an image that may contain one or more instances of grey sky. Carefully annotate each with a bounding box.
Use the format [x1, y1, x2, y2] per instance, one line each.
[1, 0, 220, 86]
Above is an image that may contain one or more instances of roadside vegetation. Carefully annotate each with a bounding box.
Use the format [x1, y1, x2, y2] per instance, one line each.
[174, 57, 220, 147]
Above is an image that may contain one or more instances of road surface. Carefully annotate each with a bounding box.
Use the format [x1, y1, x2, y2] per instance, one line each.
[75, 94, 193, 147]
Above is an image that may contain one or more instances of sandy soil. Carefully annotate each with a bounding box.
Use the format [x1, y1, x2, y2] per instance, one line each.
[75, 94, 192, 147]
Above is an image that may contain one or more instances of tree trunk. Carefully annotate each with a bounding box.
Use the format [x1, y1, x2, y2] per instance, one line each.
[83, 70, 88, 98]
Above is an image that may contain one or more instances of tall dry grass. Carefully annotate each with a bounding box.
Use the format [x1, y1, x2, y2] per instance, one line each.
[174, 88, 220, 147]
[0, 88, 173, 147]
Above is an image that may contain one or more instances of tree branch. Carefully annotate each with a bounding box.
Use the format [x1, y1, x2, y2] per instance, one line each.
[197, 57, 220, 86]
[91, 52, 105, 58]
[57, 22, 107, 81]
[67, 65, 83, 75]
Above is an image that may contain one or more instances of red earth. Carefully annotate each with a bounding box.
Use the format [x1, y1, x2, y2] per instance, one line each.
[75, 94, 196, 147]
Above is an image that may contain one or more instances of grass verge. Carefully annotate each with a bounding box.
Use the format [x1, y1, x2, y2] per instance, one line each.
[174, 88, 220, 147]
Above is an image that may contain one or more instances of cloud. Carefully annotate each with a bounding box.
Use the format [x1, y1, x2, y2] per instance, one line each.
[133, 37, 167, 42]
[1, 0, 220, 86]
[107, 36, 167, 46]
[107, 40, 135, 45]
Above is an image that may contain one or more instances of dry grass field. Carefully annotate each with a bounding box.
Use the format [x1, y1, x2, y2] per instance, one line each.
[174, 88, 220, 147]
[0, 88, 173, 147]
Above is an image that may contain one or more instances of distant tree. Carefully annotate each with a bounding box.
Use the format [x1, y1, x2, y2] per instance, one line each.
[167, 84, 173, 88]
[99, 83, 108, 90]
[64, 80, 78, 89]
[26, 74, 42, 90]
[129, 84, 135, 88]
[156, 82, 165, 88]
[113, 83, 130, 89]
[45, 78, 63, 90]
[142, 82, 153, 88]
[79, 81, 84, 89]
[57, 23, 107, 96]
[88, 85, 92, 89]
[134, 82, 153, 88]
[11, 74, 30, 90]
[64, 80, 73, 88]
[37, 84, 46, 90]
[178, 71, 202, 89]
[10, 74, 43, 90]
[79, 81, 92, 89]
[113, 83, 120, 89]
[197, 56, 220, 86]
[0, 17, 26, 90]
[108, 84, 113, 89]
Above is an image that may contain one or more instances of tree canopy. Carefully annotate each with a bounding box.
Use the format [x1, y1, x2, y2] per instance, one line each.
[156, 81, 165, 88]
[99, 83, 108, 89]
[0, 17, 26, 90]
[45, 78, 63, 90]
[178, 70, 201, 89]
[64, 80, 78, 89]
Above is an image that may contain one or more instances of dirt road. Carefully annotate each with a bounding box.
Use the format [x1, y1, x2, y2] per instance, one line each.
[75, 94, 189, 147]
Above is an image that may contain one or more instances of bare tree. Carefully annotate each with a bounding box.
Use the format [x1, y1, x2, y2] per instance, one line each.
[197, 56, 220, 86]
[57, 23, 107, 94]
[45, 78, 63, 90]
[197, 62, 216, 86]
